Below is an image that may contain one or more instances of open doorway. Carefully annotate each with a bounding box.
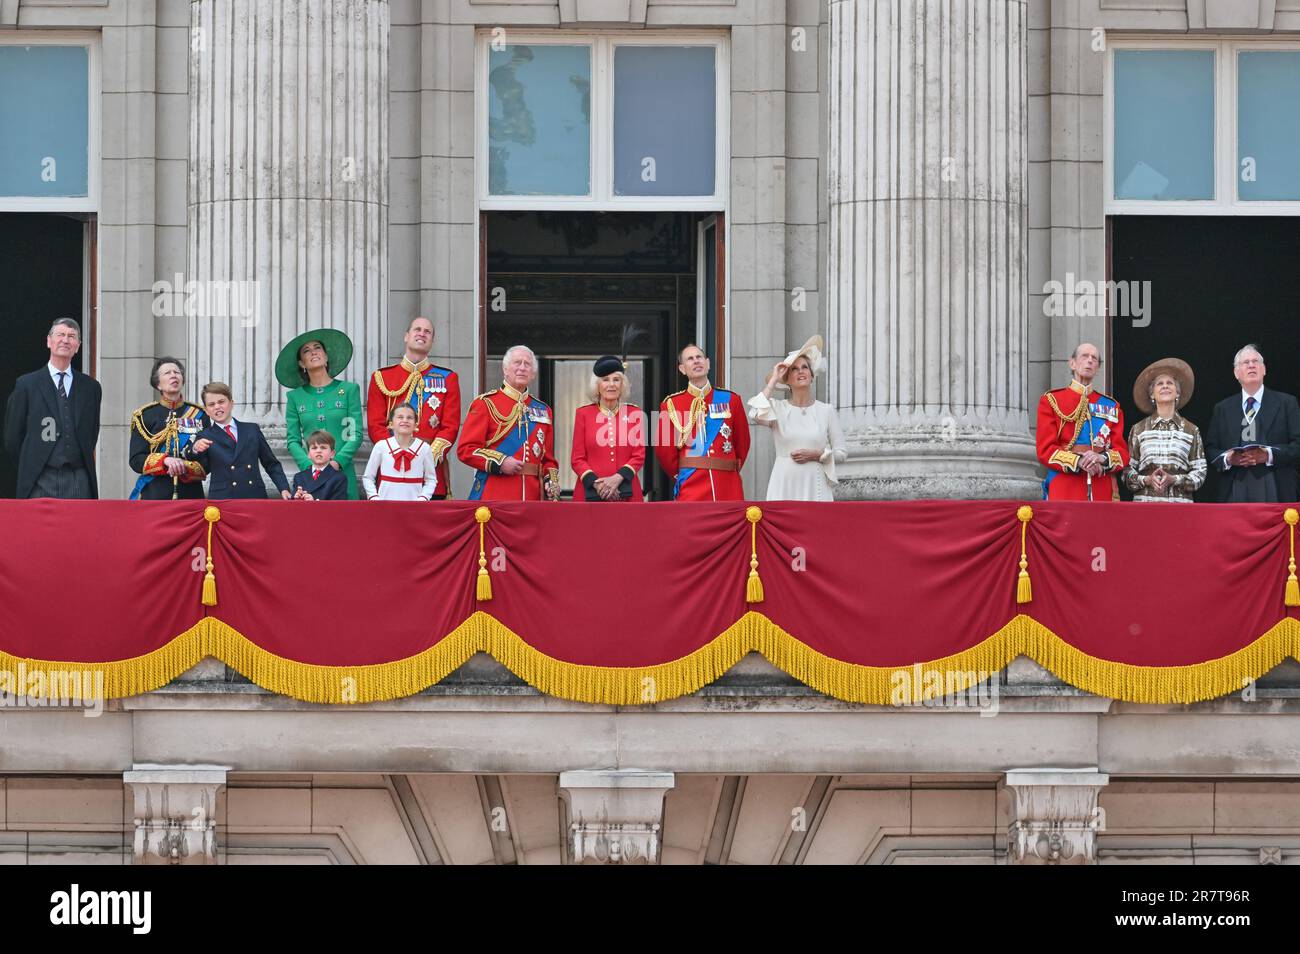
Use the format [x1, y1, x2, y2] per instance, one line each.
[1110, 216, 1300, 501]
[0, 212, 88, 498]
[481, 210, 724, 500]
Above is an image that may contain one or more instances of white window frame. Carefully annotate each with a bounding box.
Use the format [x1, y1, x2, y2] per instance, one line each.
[475, 30, 728, 211]
[1106, 37, 1300, 216]
[0, 32, 100, 212]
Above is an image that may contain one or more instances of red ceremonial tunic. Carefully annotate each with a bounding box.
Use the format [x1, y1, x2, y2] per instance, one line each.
[1036, 380, 1131, 501]
[366, 358, 461, 497]
[457, 384, 559, 501]
[655, 383, 750, 501]
[570, 402, 647, 502]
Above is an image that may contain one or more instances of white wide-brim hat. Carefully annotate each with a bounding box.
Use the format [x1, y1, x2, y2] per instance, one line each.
[777, 334, 825, 388]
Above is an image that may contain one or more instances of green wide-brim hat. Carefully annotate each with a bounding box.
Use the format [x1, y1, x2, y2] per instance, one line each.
[275, 328, 354, 389]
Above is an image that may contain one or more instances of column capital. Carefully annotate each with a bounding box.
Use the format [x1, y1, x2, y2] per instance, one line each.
[559, 770, 675, 865]
[123, 764, 229, 865]
[1004, 767, 1109, 865]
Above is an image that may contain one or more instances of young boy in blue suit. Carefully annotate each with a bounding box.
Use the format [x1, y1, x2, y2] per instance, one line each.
[291, 430, 349, 501]
[193, 382, 291, 499]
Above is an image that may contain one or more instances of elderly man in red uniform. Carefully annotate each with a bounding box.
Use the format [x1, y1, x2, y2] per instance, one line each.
[656, 343, 749, 501]
[459, 344, 560, 501]
[367, 315, 461, 499]
[1036, 342, 1130, 501]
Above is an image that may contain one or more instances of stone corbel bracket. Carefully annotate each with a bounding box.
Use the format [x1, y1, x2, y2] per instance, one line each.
[1005, 768, 1109, 866]
[123, 765, 230, 865]
[559, 769, 675, 864]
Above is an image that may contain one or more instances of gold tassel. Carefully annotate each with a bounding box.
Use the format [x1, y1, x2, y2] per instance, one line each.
[1286, 509, 1299, 607]
[746, 506, 764, 603]
[201, 506, 221, 607]
[1016, 505, 1033, 604]
[475, 506, 493, 601]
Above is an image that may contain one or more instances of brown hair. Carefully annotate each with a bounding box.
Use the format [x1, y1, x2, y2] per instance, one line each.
[388, 403, 417, 425]
[306, 429, 335, 449]
[201, 381, 233, 402]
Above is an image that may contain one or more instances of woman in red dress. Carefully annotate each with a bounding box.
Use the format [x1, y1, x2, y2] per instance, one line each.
[571, 355, 647, 501]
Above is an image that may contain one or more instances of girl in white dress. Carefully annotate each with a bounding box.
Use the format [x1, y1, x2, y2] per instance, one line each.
[363, 404, 438, 501]
[747, 335, 847, 502]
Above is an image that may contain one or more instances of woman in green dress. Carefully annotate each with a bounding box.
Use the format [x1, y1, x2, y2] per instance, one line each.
[277, 329, 364, 499]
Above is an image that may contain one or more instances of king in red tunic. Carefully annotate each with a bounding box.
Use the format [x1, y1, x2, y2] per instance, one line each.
[365, 317, 461, 497]
[655, 346, 750, 501]
[458, 348, 559, 501]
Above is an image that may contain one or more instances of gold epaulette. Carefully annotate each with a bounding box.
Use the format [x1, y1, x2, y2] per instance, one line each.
[473, 388, 500, 403]
[662, 389, 689, 405]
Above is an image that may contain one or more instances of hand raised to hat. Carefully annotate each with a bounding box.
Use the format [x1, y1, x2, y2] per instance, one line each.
[765, 362, 790, 391]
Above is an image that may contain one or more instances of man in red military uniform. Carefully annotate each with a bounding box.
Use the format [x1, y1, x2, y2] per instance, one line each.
[1036, 342, 1130, 501]
[458, 344, 560, 501]
[655, 343, 749, 501]
[367, 315, 461, 498]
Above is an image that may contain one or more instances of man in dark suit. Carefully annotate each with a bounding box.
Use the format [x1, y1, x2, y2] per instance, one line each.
[191, 382, 291, 500]
[3, 317, 102, 499]
[1204, 343, 1300, 502]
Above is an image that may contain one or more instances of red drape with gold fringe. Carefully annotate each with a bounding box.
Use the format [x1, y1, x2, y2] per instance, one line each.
[1, 499, 1297, 704]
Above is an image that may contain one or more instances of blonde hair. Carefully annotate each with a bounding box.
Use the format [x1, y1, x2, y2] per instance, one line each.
[587, 371, 630, 404]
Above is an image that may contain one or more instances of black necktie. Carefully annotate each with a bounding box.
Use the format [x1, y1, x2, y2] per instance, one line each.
[56, 372, 67, 398]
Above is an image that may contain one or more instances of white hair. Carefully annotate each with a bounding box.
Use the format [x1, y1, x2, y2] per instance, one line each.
[587, 371, 630, 404]
[1233, 344, 1263, 368]
[501, 345, 537, 374]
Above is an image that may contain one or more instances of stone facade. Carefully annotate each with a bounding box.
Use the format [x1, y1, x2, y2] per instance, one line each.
[6, 0, 1300, 861]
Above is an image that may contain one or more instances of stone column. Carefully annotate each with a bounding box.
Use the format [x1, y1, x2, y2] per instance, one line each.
[124, 765, 229, 865]
[186, 0, 388, 425]
[826, 0, 1039, 499]
[1005, 768, 1108, 865]
[559, 770, 674, 865]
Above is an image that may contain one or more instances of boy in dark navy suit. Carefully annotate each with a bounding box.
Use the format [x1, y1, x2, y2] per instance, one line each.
[291, 430, 349, 500]
[192, 382, 291, 500]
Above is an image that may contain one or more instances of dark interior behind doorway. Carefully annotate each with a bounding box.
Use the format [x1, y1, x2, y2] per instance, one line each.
[0, 212, 84, 498]
[1111, 216, 1300, 501]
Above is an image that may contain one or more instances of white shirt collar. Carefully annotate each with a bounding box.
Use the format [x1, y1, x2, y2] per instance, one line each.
[1242, 386, 1266, 406]
[48, 363, 72, 390]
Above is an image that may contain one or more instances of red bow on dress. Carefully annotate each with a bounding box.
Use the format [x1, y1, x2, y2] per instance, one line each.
[393, 448, 416, 472]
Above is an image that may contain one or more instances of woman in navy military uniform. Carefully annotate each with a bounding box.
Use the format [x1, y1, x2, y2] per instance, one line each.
[128, 356, 209, 500]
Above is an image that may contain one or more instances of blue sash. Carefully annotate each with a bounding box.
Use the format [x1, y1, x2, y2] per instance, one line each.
[130, 406, 205, 500]
[673, 390, 732, 499]
[468, 399, 550, 501]
[1040, 392, 1119, 499]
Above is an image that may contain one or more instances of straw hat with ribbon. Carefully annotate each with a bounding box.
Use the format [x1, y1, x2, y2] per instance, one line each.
[275, 328, 355, 389]
[1132, 356, 1194, 414]
[776, 334, 825, 388]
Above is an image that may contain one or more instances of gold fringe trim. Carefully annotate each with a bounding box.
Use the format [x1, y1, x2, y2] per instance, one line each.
[2, 613, 1299, 706]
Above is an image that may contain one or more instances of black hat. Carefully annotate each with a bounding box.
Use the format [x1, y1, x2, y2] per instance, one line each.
[593, 355, 625, 377]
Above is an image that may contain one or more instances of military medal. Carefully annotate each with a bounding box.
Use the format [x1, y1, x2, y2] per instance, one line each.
[720, 423, 732, 438]
[427, 395, 441, 411]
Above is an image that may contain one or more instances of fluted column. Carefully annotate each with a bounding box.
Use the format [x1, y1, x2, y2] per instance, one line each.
[187, 0, 388, 423]
[826, 0, 1038, 499]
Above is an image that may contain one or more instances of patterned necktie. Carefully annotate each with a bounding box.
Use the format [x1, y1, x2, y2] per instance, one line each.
[1245, 396, 1257, 423]
[225, 424, 237, 443]
[56, 372, 67, 398]
[312, 468, 321, 480]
